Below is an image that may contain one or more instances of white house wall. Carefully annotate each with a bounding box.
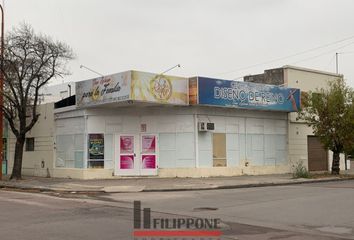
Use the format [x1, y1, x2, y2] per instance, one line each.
[285, 67, 347, 171]
[284, 67, 339, 92]
[288, 123, 312, 169]
[8, 103, 55, 177]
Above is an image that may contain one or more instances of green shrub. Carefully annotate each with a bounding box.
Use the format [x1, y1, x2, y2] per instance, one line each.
[292, 161, 310, 178]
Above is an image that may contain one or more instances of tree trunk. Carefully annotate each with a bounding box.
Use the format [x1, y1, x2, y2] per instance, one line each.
[10, 136, 25, 180]
[331, 151, 340, 175]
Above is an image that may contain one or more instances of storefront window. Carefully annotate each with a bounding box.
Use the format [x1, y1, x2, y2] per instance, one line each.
[88, 134, 104, 168]
[55, 134, 84, 168]
[213, 133, 226, 167]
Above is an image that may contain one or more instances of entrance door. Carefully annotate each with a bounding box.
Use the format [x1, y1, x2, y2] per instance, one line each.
[140, 134, 158, 176]
[308, 136, 328, 171]
[213, 133, 227, 167]
[115, 134, 158, 176]
[116, 134, 139, 176]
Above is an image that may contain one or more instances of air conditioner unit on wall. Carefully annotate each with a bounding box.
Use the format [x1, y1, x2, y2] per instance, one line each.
[198, 122, 215, 131]
[207, 122, 215, 131]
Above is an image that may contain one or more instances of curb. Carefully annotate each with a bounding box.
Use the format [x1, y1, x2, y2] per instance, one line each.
[2, 177, 353, 194]
[142, 177, 354, 192]
[0, 184, 106, 194]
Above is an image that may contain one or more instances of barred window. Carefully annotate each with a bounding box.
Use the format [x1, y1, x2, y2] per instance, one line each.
[25, 138, 35, 152]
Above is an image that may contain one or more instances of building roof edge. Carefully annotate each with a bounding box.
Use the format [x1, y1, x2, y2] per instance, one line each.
[282, 65, 343, 77]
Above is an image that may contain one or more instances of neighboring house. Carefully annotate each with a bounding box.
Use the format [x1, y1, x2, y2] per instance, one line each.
[39, 82, 75, 104]
[244, 65, 347, 172]
[7, 103, 55, 177]
[6, 81, 75, 177]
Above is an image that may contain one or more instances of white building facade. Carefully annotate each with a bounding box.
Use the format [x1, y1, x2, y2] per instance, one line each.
[52, 105, 290, 179]
[47, 70, 300, 179]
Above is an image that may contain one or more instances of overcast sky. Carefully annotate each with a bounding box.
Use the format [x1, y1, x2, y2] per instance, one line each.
[5, 0, 354, 86]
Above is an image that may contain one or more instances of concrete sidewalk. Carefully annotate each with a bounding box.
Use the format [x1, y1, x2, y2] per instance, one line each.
[1, 173, 354, 193]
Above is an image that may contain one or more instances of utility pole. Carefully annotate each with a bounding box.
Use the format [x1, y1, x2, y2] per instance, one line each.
[335, 52, 339, 74]
[0, 4, 4, 179]
[68, 84, 72, 97]
[336, 51, 347, 170]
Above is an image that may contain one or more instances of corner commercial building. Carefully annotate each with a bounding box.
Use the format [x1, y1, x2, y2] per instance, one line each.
[3, 66, 347, 179]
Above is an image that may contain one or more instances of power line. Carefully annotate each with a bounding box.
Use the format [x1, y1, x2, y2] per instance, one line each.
[337, 51, 354, 54]
[291, 40, 354, 65]
[216, 34, 354, 76]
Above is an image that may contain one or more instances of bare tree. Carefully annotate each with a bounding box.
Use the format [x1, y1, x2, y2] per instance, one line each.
[0, 24, 74, 179]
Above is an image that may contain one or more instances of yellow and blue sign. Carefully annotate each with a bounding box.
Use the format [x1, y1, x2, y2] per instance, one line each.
[196, 77, 300, 112]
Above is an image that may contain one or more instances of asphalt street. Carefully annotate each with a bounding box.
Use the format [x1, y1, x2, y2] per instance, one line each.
[0, 180, 353, 240]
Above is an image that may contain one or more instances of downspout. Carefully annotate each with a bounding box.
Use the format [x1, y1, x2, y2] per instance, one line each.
[194, 113, 199, 168]
[84, 111, 88, 169]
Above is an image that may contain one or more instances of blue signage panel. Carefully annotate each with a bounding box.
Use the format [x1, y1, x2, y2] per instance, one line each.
[198, 77, 300, 112]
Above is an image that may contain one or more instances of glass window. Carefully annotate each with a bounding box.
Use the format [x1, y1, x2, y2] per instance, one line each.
[88, 134, 105, 169]
[25, 138, 35, 152]
[56, 134, 84, 168]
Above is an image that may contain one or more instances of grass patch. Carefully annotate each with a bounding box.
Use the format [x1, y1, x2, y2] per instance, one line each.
[292, 161, 310, 178]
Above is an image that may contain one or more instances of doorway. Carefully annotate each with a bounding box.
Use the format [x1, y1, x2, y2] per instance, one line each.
[307, 136, 328, 171]
[115, 134, 158, 176]
[213, 133, 227, 167]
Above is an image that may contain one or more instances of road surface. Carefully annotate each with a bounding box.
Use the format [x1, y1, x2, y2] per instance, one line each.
[0, 180, 353, 240]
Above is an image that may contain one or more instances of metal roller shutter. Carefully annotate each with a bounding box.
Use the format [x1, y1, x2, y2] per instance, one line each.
[307, 136, 328, 171]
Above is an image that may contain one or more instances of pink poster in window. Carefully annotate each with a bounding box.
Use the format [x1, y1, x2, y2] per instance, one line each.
[120, 136, 134, 153]
[142, 155, 156, 169]
[120, 155, 134, 169]
[142, 135, 156, 153]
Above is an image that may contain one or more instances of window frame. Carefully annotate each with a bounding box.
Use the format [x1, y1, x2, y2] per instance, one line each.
[25, 137, 35, 152]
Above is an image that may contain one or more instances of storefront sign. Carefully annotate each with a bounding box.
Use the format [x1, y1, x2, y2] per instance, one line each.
[76, 71, 131, 107]
[76, 70, 188, 107]
[131, 71, 188, 105]
[197, 77, 301, 112]
[88, 134, 104, 159]
[189, 77, 198, 104]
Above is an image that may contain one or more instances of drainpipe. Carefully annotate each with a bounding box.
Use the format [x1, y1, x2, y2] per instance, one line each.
[194, 113, 199, 168]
